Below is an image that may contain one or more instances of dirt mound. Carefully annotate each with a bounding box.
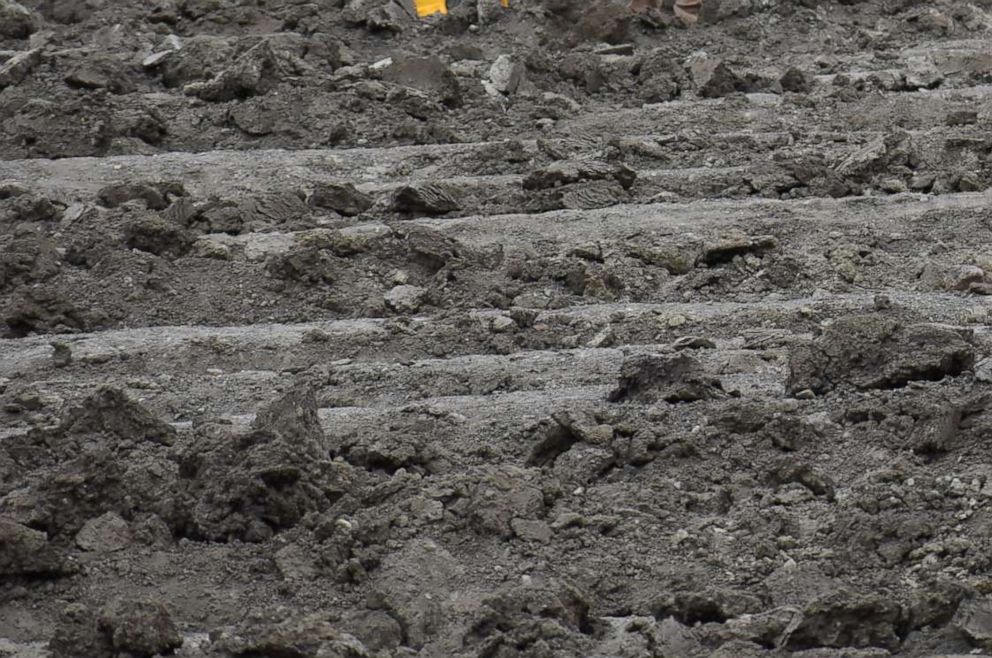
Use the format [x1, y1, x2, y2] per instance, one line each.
[177, 384, 358, 542]
[0, 387, 179, 538]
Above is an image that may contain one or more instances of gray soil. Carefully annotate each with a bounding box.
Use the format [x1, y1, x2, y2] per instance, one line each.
[3, 0, 992, 656]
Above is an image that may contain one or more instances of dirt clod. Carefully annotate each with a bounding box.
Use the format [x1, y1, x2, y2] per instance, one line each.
[0, 517, 69, 577]
[97, 599, 182, 658]
[787, 315, 975, 395]
[610, 353, 726, 404]
[391, 182, 461, 215]
[308, 182, 374, 216]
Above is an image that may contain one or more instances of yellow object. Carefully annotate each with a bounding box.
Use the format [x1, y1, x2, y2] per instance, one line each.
[414, 0, 447, 16]
[413, 0, 508, 17]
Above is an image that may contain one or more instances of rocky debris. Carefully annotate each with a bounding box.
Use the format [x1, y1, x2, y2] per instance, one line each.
[123, 215, 193, 258]
[955, 598, 992, 651]
[4, 0, 992, 654]
[0, 518, 69, 577]
[177, 384, 356, 542]
[0, 0, 38, 39]
[486, 54, 526, 95]
[833, 132, 916, 183]
[274, 543, 317, 582]
[527, 411, 612, 468]
[767, 457, 836, 499]
[687, 54, 746, 98]
[384, 284, 427, 313]
[65, 57, 135, 94]
[75, 512, 132, 553]
[523, 160, 637, 191]
[59, 386, 176, 447]
[458, 466, 547, 538]
[0, 47, 41, 88]
[369, 538, 463, 649]
[265, 235, 339, 284]
[625, 240, 700, 275]
[211, 613, 372, 658]
[381, 54, 461, 106]
[786, 592, 902, 651]
[649, 588, 763, 625]
[464, 579, 595, 656]
[391, 182, 461, 216]
[787, 315, 975, 395]
[97, 599, 182, 658]
[610, 353, 726, 404]
[184, 41, 280, 102]
[97, 181, 185, 211]
[308, 182, 373, 216]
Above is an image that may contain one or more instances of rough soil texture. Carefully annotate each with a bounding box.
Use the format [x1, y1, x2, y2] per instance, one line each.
[4, 0, 992, 656]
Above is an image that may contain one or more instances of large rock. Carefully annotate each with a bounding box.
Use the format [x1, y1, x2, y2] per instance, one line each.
[65, 57, 135, 94]
[786, 315, 974, 395]
[381, 55, 461, 107]
[955, 597, 992, 651]
[75, 512, 132, 553]
[308, 182, 373, 217]
[0, 0, 38, 39]
[487, 55, 525, 95]
[0, 518, 69, 576]
[687, 54, 746, 98]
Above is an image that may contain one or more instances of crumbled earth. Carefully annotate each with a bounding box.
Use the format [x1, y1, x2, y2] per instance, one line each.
[4, 0, 992, 656]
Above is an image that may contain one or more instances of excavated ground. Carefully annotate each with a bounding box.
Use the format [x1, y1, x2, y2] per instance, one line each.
[4, 0, 992, 656]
